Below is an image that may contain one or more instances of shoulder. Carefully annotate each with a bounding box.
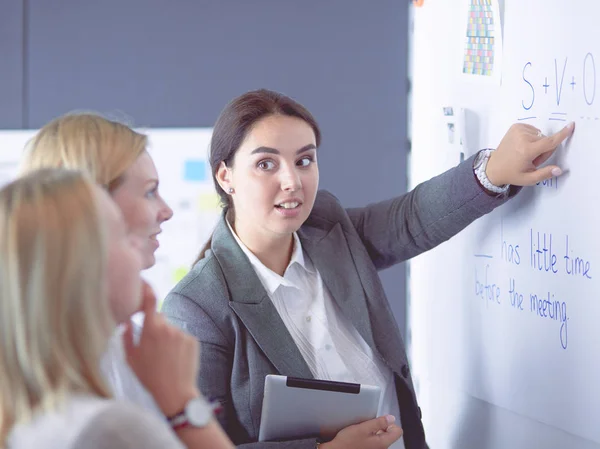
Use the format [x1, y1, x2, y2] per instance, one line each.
[161, 250, 235, 344]
[304, 190, 348, 227]
[6, 396, 114, 449]
[311, 189, 344, 215]
[73, 402, 184, 449]
[172, 250, 225, 297]
[303, 190, 372, 242]
[163, 250, 228, 312]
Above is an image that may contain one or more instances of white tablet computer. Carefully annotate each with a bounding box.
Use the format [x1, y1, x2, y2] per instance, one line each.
[258, 375, 381, 442]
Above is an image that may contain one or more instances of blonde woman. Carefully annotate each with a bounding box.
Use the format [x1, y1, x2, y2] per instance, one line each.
[0, 169, 234, 449]
[21, 113, 173, 269]
[20, 113, 173, 414]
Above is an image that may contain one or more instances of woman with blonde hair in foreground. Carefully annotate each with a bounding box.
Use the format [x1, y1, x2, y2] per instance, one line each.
[20, 112, 173, 414]
[0, 169, 233, 449]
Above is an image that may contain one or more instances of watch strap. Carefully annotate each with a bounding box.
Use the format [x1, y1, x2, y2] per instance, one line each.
[473, 149, 510, 195]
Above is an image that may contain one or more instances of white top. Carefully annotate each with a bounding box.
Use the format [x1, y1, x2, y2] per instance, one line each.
[6, 394, 184, 449]
[228, 223, 405, 448]
[100, 324, 163, 417]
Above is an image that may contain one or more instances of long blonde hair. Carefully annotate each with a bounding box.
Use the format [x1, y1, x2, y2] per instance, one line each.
[20, 112, 147, 191]
[0, 169, 114, 444]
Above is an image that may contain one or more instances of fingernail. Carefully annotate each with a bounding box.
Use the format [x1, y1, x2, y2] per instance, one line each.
[385, 415, 396, 424]
[566, 121, 575, 130]
[551, 167, 563, 177]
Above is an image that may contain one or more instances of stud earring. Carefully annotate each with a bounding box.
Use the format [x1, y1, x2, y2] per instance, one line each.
[228, 187, 234, 194]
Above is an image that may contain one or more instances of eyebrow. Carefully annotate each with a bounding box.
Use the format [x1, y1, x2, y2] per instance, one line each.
[250, 144, 316, 155]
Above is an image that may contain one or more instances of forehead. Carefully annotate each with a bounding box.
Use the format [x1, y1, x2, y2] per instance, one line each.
[239, 115, 316, 153]
[125, 151, 158, 180]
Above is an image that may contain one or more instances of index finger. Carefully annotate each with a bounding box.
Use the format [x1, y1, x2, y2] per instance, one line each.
[533, 122, 575, 155]
[139, 280, 157, 317]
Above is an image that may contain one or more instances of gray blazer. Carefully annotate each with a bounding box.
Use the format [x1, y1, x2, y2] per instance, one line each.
[162, 155, 516, 448]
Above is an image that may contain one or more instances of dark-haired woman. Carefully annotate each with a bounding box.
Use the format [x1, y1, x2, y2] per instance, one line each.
[163, 89, 574, 449]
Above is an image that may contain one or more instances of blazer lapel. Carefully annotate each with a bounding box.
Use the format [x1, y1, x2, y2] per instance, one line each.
[211, 217, 313, 379]
[299, 223, 378, 352]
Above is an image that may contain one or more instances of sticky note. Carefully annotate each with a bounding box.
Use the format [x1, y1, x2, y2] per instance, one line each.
[183, 160, 208, 181]
[172, 266, 189, 284]
[198, 192, 221, 212]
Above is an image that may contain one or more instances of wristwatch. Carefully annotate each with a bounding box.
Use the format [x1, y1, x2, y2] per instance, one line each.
[167, 396, 220, 430]
[473, 148, 510, 195]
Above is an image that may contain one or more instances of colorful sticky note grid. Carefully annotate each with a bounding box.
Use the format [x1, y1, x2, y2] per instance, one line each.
[463, 0, 495, 76]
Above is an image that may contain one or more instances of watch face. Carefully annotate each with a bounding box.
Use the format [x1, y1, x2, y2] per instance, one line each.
[186, 397, 213, 427]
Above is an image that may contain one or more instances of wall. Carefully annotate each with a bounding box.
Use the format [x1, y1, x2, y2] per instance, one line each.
[0, 0, 410, 332]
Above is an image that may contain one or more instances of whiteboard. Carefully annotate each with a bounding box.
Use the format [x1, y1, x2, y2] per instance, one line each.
[409, 1, 600, 448]
[0, 128, 219, 307]
[142, 128, 221, 306]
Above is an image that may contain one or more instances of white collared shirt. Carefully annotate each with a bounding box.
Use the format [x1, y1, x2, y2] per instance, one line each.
[228, 223, 405, 448]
